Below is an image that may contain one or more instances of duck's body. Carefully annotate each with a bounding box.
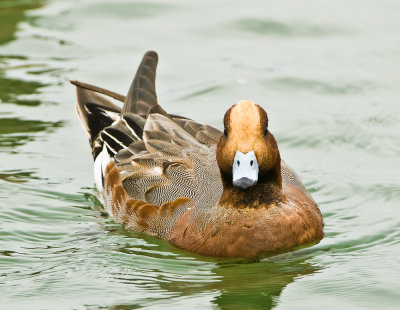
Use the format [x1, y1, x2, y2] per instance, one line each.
[74, 51, 323, 258]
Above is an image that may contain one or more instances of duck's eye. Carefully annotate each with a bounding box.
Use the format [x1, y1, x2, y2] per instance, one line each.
[224, 127, 228, 137]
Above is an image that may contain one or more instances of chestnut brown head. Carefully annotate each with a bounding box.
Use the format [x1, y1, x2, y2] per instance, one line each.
[216, 100, 281, 190]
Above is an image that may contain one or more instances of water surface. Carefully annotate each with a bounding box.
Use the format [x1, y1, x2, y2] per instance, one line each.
[1, 0, 399, 309]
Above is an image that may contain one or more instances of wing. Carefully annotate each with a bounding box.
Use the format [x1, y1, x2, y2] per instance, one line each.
[117, 114, 222, 207]
[102, 114, 223, 238]
[171, 117, 223, 147]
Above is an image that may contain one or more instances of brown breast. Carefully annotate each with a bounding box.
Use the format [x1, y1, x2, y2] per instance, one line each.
[169, 183, 323, 258]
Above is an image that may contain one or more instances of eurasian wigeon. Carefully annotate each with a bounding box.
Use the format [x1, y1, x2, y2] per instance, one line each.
[73, 51, 323, 258]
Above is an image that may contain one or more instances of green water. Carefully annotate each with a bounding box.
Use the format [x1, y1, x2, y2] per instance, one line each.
[1, 0, 399, 309]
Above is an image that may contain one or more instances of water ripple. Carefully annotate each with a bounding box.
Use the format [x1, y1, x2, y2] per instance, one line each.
[231, 18, 340, 37]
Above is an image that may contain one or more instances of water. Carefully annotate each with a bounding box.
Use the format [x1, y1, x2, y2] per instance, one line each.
[1, 0, 399, 309]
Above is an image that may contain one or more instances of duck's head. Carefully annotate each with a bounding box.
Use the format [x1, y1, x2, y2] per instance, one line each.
[217, 100, 281, 193]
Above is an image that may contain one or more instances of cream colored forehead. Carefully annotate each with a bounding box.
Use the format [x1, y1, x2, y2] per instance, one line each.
[229, 100, 261, 132]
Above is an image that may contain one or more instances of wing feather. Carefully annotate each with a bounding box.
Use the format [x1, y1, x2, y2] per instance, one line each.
[114, 114, 222, 211]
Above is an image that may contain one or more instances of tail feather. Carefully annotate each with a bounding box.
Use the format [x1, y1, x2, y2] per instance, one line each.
[74, 51, 163, 159]
[123, 51, 168, 117]
[74, 50, 222, 164]
[75, 86, 122, 158]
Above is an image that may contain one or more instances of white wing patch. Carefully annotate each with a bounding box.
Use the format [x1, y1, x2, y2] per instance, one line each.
[94, 144, 112, 193]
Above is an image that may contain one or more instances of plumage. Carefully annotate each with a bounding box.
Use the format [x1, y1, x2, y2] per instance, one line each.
[74, 51, 323, 258]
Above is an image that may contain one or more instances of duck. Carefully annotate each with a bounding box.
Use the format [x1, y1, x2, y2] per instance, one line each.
[72, 51, 323, 258]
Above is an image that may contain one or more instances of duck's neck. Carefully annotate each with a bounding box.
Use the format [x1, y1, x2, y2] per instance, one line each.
[218, 164, 282, 208]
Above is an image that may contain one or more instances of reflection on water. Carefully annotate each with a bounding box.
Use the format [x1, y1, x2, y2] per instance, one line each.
[74, 1, 172, 19]
[210, 258, 319, 309]
[0, 2, 50, 106]
[232, 18, 339, 37]
[0, 0, 47, 45]
[0, 75, 49, 106]
[0, 117, 63, 147]
[0, 169, 39, 183]
[1, 0, 400, 309]
[264, 77, 369, 95]
[89, 211, 322, 310]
